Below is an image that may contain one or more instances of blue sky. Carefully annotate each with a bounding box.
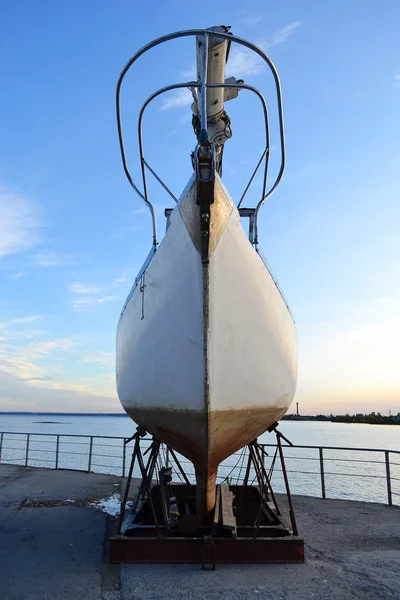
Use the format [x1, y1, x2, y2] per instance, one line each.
[1, 1, 399, 415]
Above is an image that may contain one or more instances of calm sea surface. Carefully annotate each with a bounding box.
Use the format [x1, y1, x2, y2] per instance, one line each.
[1, 414, 399, 505]
[1, 413, 399, 449]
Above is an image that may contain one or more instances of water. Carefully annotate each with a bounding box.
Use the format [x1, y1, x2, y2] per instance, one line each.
[0, 413, 134, 438]
[2, 414, 399, 450]
[1, 414, 399, 505]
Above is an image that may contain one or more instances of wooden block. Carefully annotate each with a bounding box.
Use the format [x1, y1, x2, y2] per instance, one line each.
[212, 485, 221, 535]
[220, 482, 237, 538]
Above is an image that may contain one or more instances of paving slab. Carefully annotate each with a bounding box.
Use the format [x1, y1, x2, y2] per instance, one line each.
[0, 465, 121, 600]
[0, 463, 121, 506]
[120, 495, 400, 600]
[1, 465, 400, 600]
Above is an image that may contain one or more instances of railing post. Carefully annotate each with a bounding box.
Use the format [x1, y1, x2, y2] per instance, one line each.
[319, 447, 326, 499]
[0, 432, 3, 463]
[122, 439, 126, 477]
[385, 451, 392, 506]
[55, 435, 60, 469]
[261, 444, 266, 470]
[88, 436, 93, 472]
[25, 434, 30, 467]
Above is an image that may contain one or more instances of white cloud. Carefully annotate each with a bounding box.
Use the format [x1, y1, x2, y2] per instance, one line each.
[96, 296, 118, 305]
[393, 73, 400, 88]
[0, 370, 119, 411]
[68, 280, 121, 311]
[227, 21, 301, 78]
[181, 62, 196, 80]
[227, 47, 265, 77]
[113, 275, 127, 285]
[160, 88, 193, 110]
[244, 16, 263, 26]
[267, 21, 301, 47]
[27, 339, 76, 358]
[81, 352, 114, 368]
[69, 283, 102, 295]
[34, 250, 75, 268]
[0, 316, 46, 343]
[71, 295, 118, 311]
[0, 336, 76, 382]
[0, 316, 43, 329]
[171, 21, 302, 91]
[132, 206, 147, 216]
[0, 183, 41, 258]
[0, 317, 118, 406]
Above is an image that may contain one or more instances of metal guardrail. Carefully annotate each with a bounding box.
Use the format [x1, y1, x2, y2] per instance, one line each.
[116, 27, 286, 248]
[0, 431, 399, 507]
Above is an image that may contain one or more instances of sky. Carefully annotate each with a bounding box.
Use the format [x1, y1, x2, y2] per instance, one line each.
[0, 1, 400, 415]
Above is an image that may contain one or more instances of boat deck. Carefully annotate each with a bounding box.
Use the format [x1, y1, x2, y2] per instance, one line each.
[1, 464, 399, 599]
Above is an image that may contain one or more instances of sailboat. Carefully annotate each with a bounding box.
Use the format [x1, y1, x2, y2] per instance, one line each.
[115, 26, 297, 517]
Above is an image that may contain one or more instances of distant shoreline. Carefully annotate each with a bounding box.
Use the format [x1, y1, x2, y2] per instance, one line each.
[0, 412, 128, 417]
[1, 411, 398, 425]
[283, 413, 400, 425]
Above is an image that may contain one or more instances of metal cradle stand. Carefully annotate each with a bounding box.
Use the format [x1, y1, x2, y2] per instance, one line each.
[109, 424, 304, 568]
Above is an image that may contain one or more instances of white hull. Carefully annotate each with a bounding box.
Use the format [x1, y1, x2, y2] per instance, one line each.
[116, 175, 297, 511]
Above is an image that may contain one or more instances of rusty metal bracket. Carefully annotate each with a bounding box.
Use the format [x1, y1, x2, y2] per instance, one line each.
[202, 535, 216, 571]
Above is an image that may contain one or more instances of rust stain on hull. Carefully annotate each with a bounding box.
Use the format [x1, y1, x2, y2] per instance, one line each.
[125, 407, 208, 468]
[125, 403, 290, 516]
[208, 404, 290, 469]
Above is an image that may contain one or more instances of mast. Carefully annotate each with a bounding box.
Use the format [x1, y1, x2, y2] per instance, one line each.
[191, 26, 242, 175]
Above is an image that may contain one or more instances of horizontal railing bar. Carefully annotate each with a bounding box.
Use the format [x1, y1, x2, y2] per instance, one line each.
[389, 476, 400, 481]
[92, 443, 124, 448]
[282, 456, 386, 466]
[59, 441, 91, 446]
[90, 453, 121, 459]
[26, 448, 57, 454]
[260, 443, 400, 455]
[321, 458, 385, 465]
[272, 455, 386, 466]
[1, 446, 27, 451]
[271, 468, 387, 479]
[57, 451, 89, 456]
[4, 433, 399, 455]
[273, 455, 318, 461]
[2, 432, 397, 456]
[324, 471, 385, 479]
[0, 431, 129, 440]
[23, 439, 56, 444]
[272, 470, 320, 476]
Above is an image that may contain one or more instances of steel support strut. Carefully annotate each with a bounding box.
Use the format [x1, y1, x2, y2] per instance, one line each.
[111, 425, 304, 566]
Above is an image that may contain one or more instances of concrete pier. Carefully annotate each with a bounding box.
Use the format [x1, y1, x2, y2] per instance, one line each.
[1, 464, 399, 599]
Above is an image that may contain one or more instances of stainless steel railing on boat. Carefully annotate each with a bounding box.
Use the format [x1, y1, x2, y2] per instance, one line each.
[1, 431, 399, 507]
[116, 27, 286, 248]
